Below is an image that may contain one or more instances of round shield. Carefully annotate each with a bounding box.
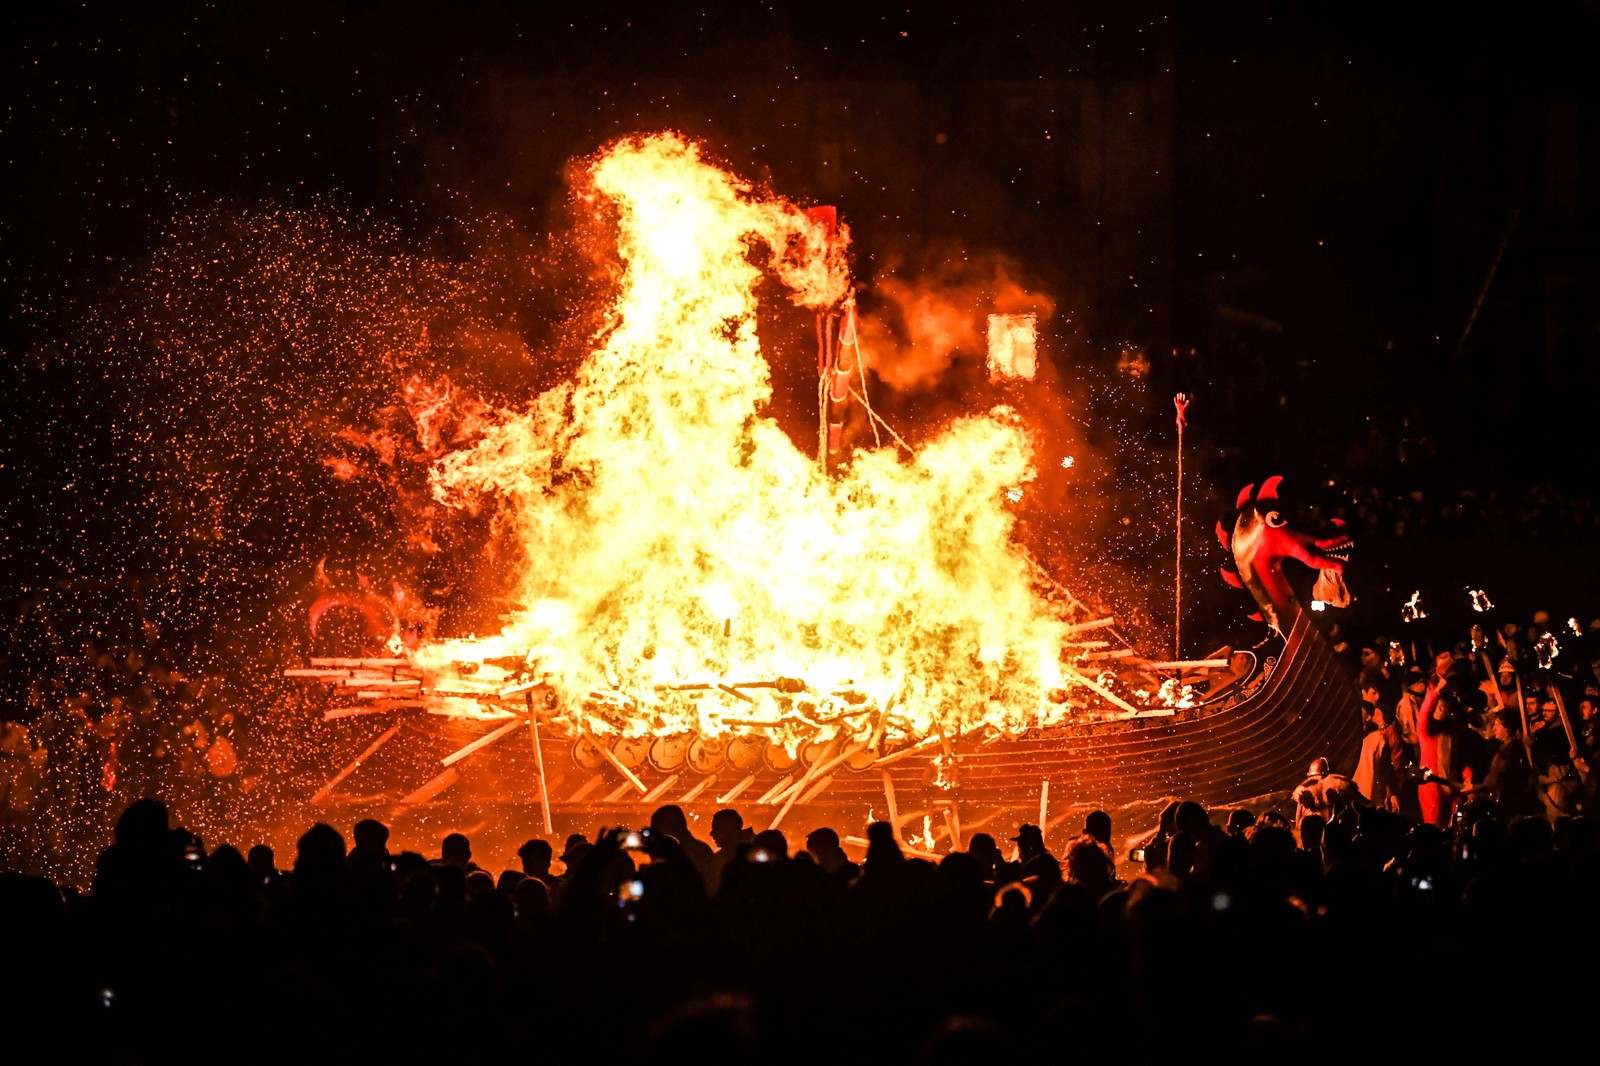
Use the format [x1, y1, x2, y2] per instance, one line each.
[763, 740, 798, 773]
[572, 734, 605, 770]
[649, 734, 689, 773]
[686, 735, 726, 775]
[726, 734, 764, 772]
[613, 735, 650, 769]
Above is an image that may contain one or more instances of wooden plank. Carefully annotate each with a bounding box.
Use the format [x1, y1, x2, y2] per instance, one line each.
[397, 766, 459, 806]
[642, 773, 681, 804]
[587, 732, 648, 794]
[754, 774, 796, 805]
[309, 657, 408, 668]
[440, 718, 523, 767]
[310, 723, 403, 804]
[676, 774, 719, 804]
[798, 773, 836, 805]
[530, 716, 553, 836]
[716, 773, 758, 805]
[567, 774, 605, 803]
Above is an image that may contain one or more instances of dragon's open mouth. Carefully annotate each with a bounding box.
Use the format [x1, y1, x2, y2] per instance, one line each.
[1316, 537, 1354, 566]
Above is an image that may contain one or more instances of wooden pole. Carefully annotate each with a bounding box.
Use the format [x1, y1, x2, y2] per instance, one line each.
[676, 774, 719, 804]
[586, 731, 648, 794]
[1174, 393, 1188, 665]
[882, 771, 899, 838]
[1513, 673, 1535, 763]
[1549, 678, 1579, 754]
[642, 774, 681, 804]
[1039, 778, 1050, 829]
[1480, 651, 1506, 712]
[942, 806, 962, 851]
[528, 702, 553, 836]
[311, 722, 402, 805]
[441, 719, 523, 767]
[715, 773, 758, 805]
[770, 738, 838, 831]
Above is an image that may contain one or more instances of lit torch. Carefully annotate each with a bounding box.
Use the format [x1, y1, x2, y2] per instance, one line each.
[1400, 591, 1427, 623]
[1534, 632, 1560, 671]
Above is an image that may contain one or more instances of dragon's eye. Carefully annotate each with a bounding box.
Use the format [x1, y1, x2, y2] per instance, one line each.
[1264, 510, 1286, 528]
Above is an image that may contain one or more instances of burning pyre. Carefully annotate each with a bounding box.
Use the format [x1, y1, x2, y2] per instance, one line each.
[298, 133, 1169, 764]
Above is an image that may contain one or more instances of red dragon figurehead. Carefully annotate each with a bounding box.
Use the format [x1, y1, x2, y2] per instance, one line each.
[1216, 476, 1353, 636]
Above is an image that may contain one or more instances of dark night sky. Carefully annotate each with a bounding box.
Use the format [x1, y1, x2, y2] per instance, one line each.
[3, 1, 1598, 662]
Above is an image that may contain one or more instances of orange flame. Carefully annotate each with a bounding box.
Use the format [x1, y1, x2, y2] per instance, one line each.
[412, 133, 1088, 744]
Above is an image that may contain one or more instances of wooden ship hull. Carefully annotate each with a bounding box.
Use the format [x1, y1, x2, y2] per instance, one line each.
[299, 611, 1361, 847]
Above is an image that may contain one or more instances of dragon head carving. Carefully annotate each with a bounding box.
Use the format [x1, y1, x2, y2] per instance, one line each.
[1216, 476, 1353, 635]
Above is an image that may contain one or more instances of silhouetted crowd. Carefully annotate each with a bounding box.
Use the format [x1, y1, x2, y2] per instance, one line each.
[4, 767, 1597, 1066]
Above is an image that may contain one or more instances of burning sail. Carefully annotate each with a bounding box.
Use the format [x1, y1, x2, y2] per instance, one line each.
[318, 133, 1112, 752]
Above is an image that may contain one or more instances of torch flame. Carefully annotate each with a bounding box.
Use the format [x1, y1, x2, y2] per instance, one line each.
[413, 133, 1082, 743]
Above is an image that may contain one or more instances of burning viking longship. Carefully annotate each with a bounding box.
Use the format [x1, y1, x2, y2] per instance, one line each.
[287, 134, 1361, 843]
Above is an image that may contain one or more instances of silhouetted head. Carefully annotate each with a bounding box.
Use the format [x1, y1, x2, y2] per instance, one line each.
[1226, 808, 1255, 836]
[1063, 834, 1115, 887]
[710, 809, 746, 849]
[649, 804, 692, 840]
[1157, 800, 1182, 836]
[511, 876, 550, 918]
[352, 818, 389, 853]
[440, 832, 472, 866]
[751, 828, 788, 860]
[464, 869, 495, 900]
[517, 838, 553, 872]
[114, 797, 171, 852]
[559, 833, 591, 870]
[967, 833, 1000, 863]
[294, 822, 347, 879]
[805, 826, 841, 853]
[864, 820, 904, 869]
[1010, 823, 1045, 857]
[1083, 810, 1111, 847]
[1174, 800, 1211, 837]
[246, 843, 277, 881]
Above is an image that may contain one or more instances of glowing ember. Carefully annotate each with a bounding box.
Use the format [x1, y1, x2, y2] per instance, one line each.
[1466, 587, 1492, 612]
[407, 133, 1087, 745]
[986, 313, 1038, 381]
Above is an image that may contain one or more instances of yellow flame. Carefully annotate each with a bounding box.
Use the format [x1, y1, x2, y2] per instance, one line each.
[417, 133, 1082, 742]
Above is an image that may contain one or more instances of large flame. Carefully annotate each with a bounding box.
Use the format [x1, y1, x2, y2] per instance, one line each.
[412, 133, 1079, 744]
